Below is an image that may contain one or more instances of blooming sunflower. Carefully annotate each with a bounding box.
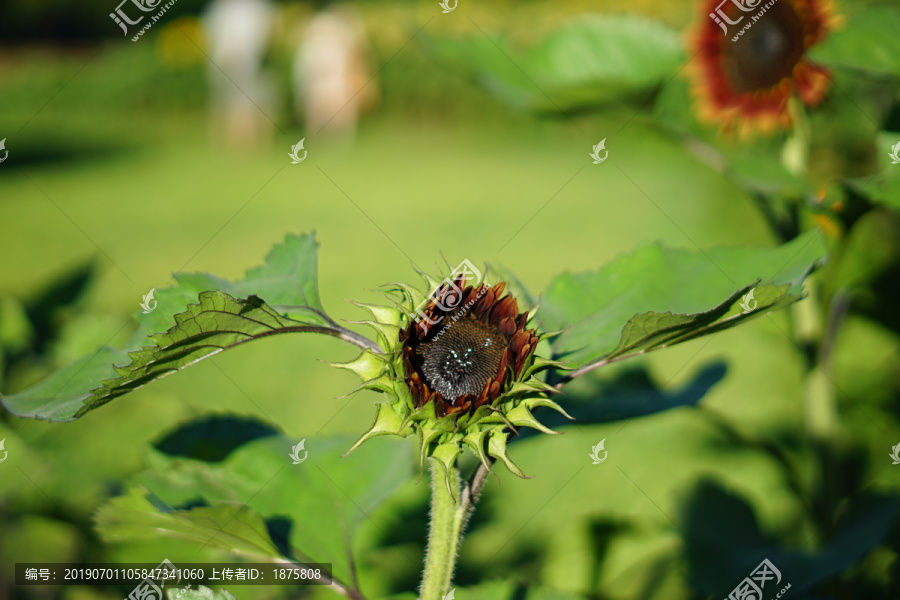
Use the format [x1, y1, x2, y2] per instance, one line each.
[690, 0, 838, 136]
[328, 267, 570, 491]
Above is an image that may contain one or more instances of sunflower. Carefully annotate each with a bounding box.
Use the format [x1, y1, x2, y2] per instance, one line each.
[328, 267, 569, 488]
[401, 276, 539, 417]
[690, 0, 838, 136]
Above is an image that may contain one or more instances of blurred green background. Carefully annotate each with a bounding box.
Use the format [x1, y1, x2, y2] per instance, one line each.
[2, 0, 900, 598]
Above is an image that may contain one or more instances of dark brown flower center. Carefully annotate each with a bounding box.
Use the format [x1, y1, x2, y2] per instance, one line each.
[725, 2, 805, 92]
[418, 317, 506, 401]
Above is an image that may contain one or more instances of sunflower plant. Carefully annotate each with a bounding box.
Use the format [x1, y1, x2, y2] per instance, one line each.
[1, 231, 825, 599]
[425, 0, 900, 596]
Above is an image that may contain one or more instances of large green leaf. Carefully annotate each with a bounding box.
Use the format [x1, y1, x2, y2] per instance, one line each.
[128, 233, 331, 349]
[95, 487, 282, 560]
[0, 346, 130, 421]
[811, 6, 900, 77]
[540, 231, 826, 374]
[425, 14, 684, 112]
[81, 292, 330, 416]
[1, 233, 374, 422]
[101, 425, 414, 588]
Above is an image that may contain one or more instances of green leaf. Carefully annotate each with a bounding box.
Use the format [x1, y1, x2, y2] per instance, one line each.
[80, 291, 324, 417]
[811, 6, 900, 77]
[1, 346, 130, 421]
[110, 427, 414, 586]
[1, 233, 374, 422]
[94, 487, 282, 560]
[426, 14, 684, 112]
[540, 231, 826, 373]
[129, 232, 330, 348]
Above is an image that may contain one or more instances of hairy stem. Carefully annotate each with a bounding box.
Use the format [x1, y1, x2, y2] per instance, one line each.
[420, 464, 469, 600]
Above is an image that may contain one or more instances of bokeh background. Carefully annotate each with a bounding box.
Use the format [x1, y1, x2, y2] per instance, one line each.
[2, 0, 900, 598]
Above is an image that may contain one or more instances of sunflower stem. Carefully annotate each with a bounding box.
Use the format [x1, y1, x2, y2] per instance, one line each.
[420, 462, 466, 600]
[782, 96, 811, 177]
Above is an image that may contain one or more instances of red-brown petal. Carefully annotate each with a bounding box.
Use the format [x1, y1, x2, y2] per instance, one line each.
[510, 330, 528, 354]
[447, 399, 469, 415]
[514, 343, 532, 375]
[482, 380, 500, 404]
[454, 393, 475, 409]
[460, 285, 477, 307]
[408, 375, 425, 407]
[499, 316, 517, 336]
[473, 287, 495, 318]
[517, 313, 528, 330]
[495, 347, 511, 380]
[473, 380, 492, 406]
[490, 295, 518, 324]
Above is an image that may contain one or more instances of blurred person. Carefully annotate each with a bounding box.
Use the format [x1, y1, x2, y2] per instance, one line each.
[293, 4, 377, 139]
[204, 0, 275, 151]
